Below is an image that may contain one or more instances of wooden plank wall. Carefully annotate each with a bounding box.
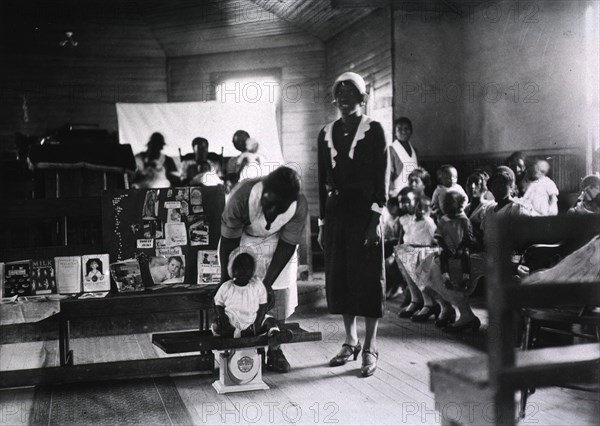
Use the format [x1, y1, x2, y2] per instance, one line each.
[325, 8, 393, 140]
[420, 148, 586, 193]
[0, 55, 167, 153]
[0, 0, 168, 154]
[167, 44, 328, 215]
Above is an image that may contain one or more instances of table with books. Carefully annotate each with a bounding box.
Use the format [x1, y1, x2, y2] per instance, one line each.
[0, 185, 226, 387]
[0, 286, 218, 388]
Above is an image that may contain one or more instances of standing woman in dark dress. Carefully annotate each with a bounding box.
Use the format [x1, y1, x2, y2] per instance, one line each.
[317, 72, 389, 377]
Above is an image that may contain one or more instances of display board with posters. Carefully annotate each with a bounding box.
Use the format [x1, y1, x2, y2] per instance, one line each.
[102, 186, 225, 288]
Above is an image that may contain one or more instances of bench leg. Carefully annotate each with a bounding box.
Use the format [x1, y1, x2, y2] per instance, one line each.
[59, 319, 73, 366]
[519, 317, 533, 419]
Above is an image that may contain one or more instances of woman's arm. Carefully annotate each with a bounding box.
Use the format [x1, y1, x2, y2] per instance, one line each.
[365, 123, 390, 246]
[317, 129, 328, 248]
[254, 303, 268, 331]
[263, 240, 296, 289]
[219, 236, 241, 283]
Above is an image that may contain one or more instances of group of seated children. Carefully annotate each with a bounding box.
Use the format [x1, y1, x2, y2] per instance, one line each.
[383, 152, 595, 332]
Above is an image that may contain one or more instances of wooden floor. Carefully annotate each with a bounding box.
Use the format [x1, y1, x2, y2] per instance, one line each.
[1, 296, 598, 425]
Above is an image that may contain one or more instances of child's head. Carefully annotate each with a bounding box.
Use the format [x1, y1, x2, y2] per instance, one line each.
[230, 252, 256, 286]
[415, 196, 432, 221]
[167, 256, 183, 277]
[407, 168, 431, 196]
[232, 130, 250, 152]
[245, 138, 259, 153]
[438, 164, 458, 188]
[441, 191, 466, 218]
[489, 166, 515, 201]
[466, 170, 489, 200]
[398, 187, 417, 215]
[581, 174, 600, 203]
[525, 158, 544, 180]
[386, 197, 400, 218]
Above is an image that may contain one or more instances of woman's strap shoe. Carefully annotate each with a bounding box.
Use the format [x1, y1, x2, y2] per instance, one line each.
[434, 311, 457, 328]
[442, 317, 481, 334]
[329, 342, 361, 367]
[411, 304, 441, 322]
[398, 301, 423, 318]
[361, 349, 378, 377]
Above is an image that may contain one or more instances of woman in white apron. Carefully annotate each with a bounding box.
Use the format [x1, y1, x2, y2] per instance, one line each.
[389, 117, 419, 198]
[219, 167, 308, 373]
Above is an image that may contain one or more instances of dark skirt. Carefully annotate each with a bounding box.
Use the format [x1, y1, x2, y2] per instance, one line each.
[324, 198, 385, 318]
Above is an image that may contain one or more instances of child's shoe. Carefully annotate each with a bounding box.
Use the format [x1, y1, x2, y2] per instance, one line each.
[266, 348, 291, 373]
[268, 326, 294, 345]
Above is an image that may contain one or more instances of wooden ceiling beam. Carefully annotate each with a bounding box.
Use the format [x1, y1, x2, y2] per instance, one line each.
[331, 0, 489, 15]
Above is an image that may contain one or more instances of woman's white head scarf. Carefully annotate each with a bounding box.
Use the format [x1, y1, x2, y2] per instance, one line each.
[332, 72, 367, 99]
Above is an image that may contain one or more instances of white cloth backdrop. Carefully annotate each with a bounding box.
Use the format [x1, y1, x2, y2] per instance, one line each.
[116, 101, 283, 164]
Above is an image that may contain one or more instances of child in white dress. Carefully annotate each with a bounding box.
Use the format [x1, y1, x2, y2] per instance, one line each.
[396, 196, 439, 319]
[519, 159, 559, 216]
[212, 247, 291, 341]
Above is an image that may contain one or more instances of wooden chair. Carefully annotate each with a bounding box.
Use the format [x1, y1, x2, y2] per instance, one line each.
[429, 215, 600, 426]
[489, 214, 600, 425]
[517, 240, 600, 418]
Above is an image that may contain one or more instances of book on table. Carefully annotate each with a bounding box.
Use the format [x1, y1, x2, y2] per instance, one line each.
[3, 260, 33, 297]
[197, 250, 220, 285]
[31, 258, 57, 295]
[81, 254, 110, 292]
[110, 259, 144, 292]
[55, 256, 82, 294]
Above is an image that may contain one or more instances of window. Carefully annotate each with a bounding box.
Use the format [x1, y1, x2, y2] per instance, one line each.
[211, 69, 282, 147]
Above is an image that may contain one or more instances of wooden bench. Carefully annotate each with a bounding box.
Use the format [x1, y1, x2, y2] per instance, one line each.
[153, 323, 322, 394]
[428, 215, 600, 426]
[0, 287, 215, 388]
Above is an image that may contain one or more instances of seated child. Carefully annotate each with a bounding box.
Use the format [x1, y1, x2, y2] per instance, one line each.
[431, 164, 468, 220]
[407, 168, 431, 198]
[396, 194, 439, 317]
[519, 158, 558, 216]
[400, 195, 437, 247]
[212, 248, 292, 342]
[434, 191, 475, 290]
[236, 138, 265, 181]
[568, 174, 600, 214]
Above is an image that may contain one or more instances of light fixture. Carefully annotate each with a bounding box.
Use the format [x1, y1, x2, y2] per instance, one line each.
[59, 32, 78, 48]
